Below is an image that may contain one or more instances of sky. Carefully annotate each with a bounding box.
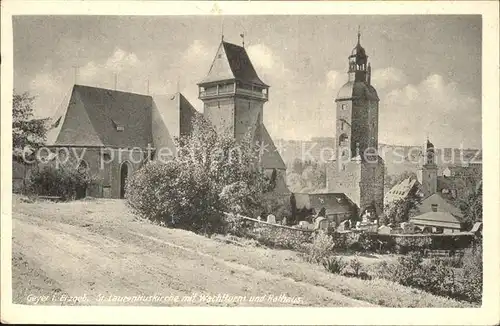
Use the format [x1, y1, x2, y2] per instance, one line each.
[13, 15, 482, 148]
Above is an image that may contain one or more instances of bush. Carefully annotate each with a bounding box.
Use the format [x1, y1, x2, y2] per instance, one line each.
[322, 256, 346, 274]
[126, 116, 275, 235]
[303, 231, 335, 263]
[26, 163, 97, 201]
[126, 160, 226, 234]
[460, 244, 482, 303]
[349, 256, 363, 276]
[246, 224, 312, 250]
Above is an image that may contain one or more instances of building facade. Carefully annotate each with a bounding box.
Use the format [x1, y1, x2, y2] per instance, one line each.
[326, 32, 385, 218]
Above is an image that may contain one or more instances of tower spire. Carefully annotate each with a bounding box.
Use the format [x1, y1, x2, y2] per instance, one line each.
[357, 25, 361, 44]
[221, 18, 224, 41]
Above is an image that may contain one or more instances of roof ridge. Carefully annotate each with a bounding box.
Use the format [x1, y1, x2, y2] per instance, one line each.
[74, 84, 152, 99]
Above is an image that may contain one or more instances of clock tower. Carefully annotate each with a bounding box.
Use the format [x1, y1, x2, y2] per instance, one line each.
[326, 30, 385, 218]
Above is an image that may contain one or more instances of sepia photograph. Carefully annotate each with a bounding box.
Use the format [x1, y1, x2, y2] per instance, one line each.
[1, 1, 499, 325]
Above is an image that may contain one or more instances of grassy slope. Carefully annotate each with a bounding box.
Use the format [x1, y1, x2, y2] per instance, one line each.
[11, 195, 471, 307]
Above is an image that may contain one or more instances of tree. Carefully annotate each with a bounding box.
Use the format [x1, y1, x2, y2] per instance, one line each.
[127, 115, 276, 234]
[456, 181, 482, 230]
[383, 194, 421, 225]
[12, 91, 48, 162]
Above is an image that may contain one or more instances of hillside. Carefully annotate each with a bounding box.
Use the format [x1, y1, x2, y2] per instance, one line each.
[276, 138, 482, 176]
[11, 195, 470, 307]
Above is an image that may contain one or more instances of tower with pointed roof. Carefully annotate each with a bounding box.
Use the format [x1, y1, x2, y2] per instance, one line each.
[326, 30, 385, 219]
[417, 138, 438, 198]
[198, 39, 288, 194]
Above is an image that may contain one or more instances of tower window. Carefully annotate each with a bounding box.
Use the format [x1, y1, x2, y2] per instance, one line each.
[341, 122, 344, 131]
[341, 104, 347, 110]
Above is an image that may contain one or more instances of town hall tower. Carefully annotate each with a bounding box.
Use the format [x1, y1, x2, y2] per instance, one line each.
[326, 31, 385, 218]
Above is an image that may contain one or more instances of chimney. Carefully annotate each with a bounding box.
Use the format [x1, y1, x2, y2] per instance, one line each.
[431, 204, 438, 212]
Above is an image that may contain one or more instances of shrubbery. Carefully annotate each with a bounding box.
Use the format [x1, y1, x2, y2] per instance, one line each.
[303, 231, 335, 263]
[372, 245, 482, 304]
[126, 116, 279, 235]
[26, 161, 97, 201]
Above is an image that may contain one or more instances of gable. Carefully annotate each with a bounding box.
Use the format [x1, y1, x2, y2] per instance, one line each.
[49, 88, 104, 146]
[419, 193, 463, 218]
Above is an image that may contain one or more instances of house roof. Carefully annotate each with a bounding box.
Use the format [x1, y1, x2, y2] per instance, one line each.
[419, 193, 463, 218]
[294, 193, 354, 215]
[410, 212, 462, 228]
[385, 177, 418, 204]
[47, 85, 154, 148]
[199, 41, 268, 87]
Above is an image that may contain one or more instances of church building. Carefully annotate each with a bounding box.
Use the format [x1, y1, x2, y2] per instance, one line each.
[325, 31, 385, 218]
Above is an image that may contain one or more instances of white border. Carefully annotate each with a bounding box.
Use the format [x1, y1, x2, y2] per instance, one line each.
[2, 1, 499, 325]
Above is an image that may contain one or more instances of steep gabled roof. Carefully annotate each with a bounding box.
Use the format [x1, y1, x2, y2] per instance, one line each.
[200, 41, 268, 87]
[46, 84, 153, 148]
[418, 193, 463, 219]
[152, 92, 202, 139]
[253, 120, 286, 170]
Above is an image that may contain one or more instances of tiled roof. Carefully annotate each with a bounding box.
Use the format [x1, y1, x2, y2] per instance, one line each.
[47, 85, 153, 148]
[200, 41, 268, 87]
[294, 193, 354, 215]
[410, 212, 462, 228]
[418, 193, 463, 219]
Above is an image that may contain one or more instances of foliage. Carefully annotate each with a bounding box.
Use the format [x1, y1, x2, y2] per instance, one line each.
[322, 256, 346, 274]
[127, 115, 275, 235]
[26, 158, 97, 201]
[303, 230, 335, 263]
[286, 160, 326, 192]
[460, 243, 482, 303]
[456, 181, 482, 230]
[244, 224, 312, 250]
[349, 256, 363, 276]
[372, 247, 482, 304]
[383, 194, 421, 224]
[12, 91, 48, 162]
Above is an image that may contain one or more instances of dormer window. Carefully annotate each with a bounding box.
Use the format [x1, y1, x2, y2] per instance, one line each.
[111, 119, 124, 131]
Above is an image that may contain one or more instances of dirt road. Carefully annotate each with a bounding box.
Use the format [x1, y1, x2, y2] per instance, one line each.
[11, 196, 469, 307]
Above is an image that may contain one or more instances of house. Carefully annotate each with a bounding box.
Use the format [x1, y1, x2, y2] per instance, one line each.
[410, 212, 462, 234]
[293, 192, 356, 225]
[42, 85, 197, 198]
[384, 177, 420, 206]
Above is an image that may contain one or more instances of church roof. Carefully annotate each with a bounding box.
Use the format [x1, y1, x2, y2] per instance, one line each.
[336, 81, 379, 101]
[254, 122, 286, 170]
[199, 41, 268, 87]
[152, 92, 202, 139]
[46, 84, 154, 148]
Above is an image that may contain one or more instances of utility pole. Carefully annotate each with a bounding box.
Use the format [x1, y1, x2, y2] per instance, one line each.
[146, 78, 150, 95]
[114, 73, 117, 90]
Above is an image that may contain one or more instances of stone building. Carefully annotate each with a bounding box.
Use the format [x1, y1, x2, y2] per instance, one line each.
[326, 31, 385, 218]
[198, 39, 288, 195]
[42, 85, 197, 198]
